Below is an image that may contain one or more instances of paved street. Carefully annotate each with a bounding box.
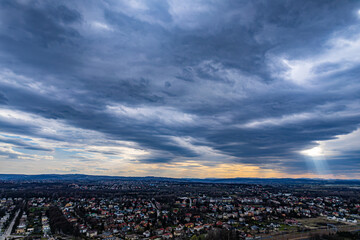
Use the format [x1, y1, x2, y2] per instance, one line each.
[0, 210, 20, 240]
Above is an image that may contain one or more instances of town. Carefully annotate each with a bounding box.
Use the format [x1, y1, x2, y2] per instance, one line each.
[0, 176, 360, 240]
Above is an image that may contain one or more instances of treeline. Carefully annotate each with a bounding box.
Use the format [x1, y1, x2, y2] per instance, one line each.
[11, 200, 26, 233]
[47, 206, 79, 236]
[11, 211, 23, 233]
[0, 208, 5, 218]
[205, 229, 239, 240]
[310, 231, 360, 240]
[191, 229, 239, 240]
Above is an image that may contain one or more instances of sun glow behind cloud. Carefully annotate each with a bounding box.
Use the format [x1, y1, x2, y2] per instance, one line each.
[301, 146, 324, 157]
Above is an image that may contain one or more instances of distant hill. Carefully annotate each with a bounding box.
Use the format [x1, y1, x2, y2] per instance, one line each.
[0, 174, 359, 185]
[0, 174, 174, 182]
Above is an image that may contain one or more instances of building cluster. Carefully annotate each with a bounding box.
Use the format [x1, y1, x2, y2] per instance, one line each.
[0, 197, 24, 236]
[1, 182, 359, 239]
[16, 198, 51, 236]
[0, 198, 18, 234]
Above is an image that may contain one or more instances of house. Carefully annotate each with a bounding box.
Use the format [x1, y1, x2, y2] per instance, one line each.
[87, 230, 98, 237]
[185, 223, 194, 228]
[245, 233, 254, 240]
[155, 228, 164, 235]
[174, 230, 183, 237]
[194, 225, 203, 231]
[285, 219, 298, 225]
[162, 232, 173, 239]
[42, 224, 51, 233]
[42, 216, 49, 223]
[175, 224, 184, 231]
[251, 225, 259, 231]
[16, 228, 25, 234]
[347, 219, 357, 224]
[126, 234, 140, 240]
[143, 230, 151, 237]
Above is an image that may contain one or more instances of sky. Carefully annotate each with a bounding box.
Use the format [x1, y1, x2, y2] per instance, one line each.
[0, 0, 360, 179]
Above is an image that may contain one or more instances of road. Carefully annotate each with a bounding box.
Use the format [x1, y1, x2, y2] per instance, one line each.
[0, 209, 20, 240]
[258, 225, 360, 240]
[151, 198, 161, 217]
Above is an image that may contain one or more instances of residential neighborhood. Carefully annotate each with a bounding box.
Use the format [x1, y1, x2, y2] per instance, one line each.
[0, 177, 359, 239]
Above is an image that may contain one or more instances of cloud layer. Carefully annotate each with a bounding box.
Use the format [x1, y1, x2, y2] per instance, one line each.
[0, 0, 360, 178]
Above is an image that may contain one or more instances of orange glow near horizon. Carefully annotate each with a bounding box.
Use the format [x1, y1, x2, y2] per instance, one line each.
[0, 158, 354, 180]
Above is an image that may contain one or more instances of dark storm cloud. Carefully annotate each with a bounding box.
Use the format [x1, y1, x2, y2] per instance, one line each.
[0, 0, 83, 75]
[1, 0, 360, 176]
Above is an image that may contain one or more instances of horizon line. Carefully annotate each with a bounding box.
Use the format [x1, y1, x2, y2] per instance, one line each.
[0, 173, 359, 181]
